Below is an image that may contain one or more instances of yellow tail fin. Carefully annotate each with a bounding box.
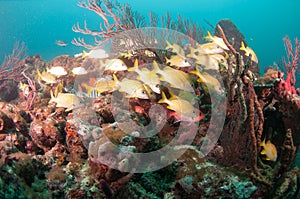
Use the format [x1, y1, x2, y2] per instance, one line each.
[158, 91, 169, 104]
[82, 50, 88, 58]
[205, 31, 213, 41]
[240, 41, 246, 51]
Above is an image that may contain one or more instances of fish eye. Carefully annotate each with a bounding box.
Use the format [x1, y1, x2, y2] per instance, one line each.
[155, 84, 160, 88]
[184, 59, 188, 63]
[192, 110, 196, 114]
[142, 90, 146, 94]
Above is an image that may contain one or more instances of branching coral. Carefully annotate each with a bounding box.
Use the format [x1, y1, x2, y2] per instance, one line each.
[0, 41, 27, 82]
[279, 36, 299, 95]
[72, 0, 204, 49]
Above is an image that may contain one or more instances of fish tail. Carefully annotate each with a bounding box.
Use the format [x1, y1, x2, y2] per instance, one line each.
[260, 138, 266, 147]
[205, 31, 212, 41]
[49, 89, 55, 104]
[82, 50, 88, 58]
[168, 88, 178, 100]
[165, 57, 171, 65]
[166, 40, 172, 50]
[112, 73, 119, 83]
[240, 41, 246, 51]
[128, 59, 139, 72]
[152, 61, 162, 74]
[158, 91, 169, 104]
[190, 65, 201, 77]
[36, 69, 41, 78]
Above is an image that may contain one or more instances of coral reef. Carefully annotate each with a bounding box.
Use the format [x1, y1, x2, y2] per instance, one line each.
[0, 1, 299, 198]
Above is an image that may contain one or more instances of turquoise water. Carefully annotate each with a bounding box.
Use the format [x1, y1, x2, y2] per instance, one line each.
[1, 0, 300, 73]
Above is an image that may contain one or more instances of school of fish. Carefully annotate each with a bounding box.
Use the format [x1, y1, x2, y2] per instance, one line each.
[22, 32, 259, 123]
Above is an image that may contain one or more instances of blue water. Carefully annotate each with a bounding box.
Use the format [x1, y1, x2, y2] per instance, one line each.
[1, 0, 300, 74]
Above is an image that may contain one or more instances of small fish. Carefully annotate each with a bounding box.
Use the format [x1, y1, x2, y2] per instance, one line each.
[47, 66, 67, 77]
[128, 59, 161, 93]
[55, 40, 68, 47]
[166, 54, 191, 67]
[104, 59, 128, 72]
[82, 74, 119, 98]
[260, 138, 277, 161]
[153, 61, 193, 92]
[240, 42, 258, 63]
[144, 49, 156, 57]
[190, 66, 223, 94]
[36, 69, 57, 84]
[118, 78, 149, 99]
[82, 48, 109, 59]
[195, 42, 224, 54]
[120, 50, 135, 59]
[18, 82, 30, 98]
[205, 31, 229, 50]
[49, 90, 82, 111]
[166, 40, 185, 55]
[158, 91, 201, 120]
[71, 67, 88, 75]
[188, 49, 226, 70]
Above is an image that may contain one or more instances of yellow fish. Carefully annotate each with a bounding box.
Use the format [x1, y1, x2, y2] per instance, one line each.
[166, 40, 185, 56]
[118, 78, 149, 99]
[188, 49, 226, 70]
[166, 54, 191, 67]
[240, 42, 258, 63]
[190, 66, 223, 94]
[37, 69, 57, 84]
[49, 90, 82, 111]
[260, 138, 277, 161]
[82, 74, 119, 98]
[128, 59, 161, 93]
[205, 31, 229, 51]
[158, 91, 200, 119]
[104, 59, 128, 72]
[153, 61, 193, 92]
[18, 82, 30, 97]
[195, 42, 224, 54]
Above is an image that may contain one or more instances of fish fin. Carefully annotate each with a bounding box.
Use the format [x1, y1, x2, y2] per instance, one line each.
[158, 91, 169, 104]
[261, 149, 266, 155]
[165, 57, 171, 65]
[168, 89, 178, 101]
[166, 40, 172, 50]
[190, 70, 198, 76]
[152, 61, 162, 74]
[224, 51, 229, 59]
[112, 73, 119, 83]
[260, 138, 266, 146]
[65, 107, 73, 112]
[240, 41, 246, 51]
[265, 157, 271, 161]
[49, 90, 55, 104]
[82, 83, 93, 95]
[36, 69, 42, 79]
[128, 59, 139, 72]
[205, 31, 212, 41]
[82, 50, 88, 58]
